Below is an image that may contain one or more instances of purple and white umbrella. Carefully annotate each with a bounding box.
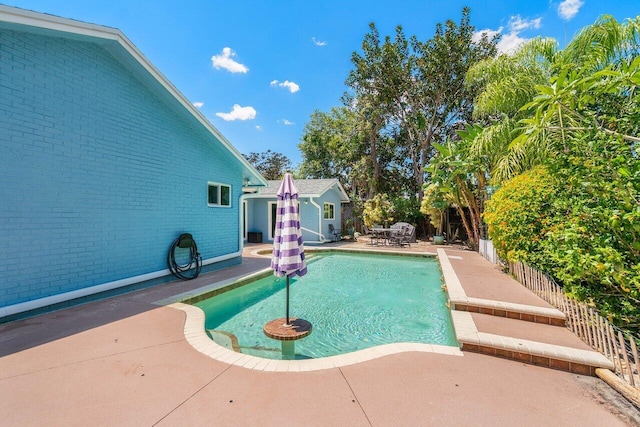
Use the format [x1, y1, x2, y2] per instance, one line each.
[271, 173, 307, 325]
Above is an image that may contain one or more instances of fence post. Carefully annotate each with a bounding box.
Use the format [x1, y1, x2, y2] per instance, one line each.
[630, 338, 639, 387]
[569, 299, 582, 339]
[611, 325, 624, 377]
[597, 315, 608, 358]
[618, 331, 634, 386]
[582, 305, 594, 347]
[562, 294, 574, 332]
[606, 322, 618, 368]
[594, 313, 606, 355]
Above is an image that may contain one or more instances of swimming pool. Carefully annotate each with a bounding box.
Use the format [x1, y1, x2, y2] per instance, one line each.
[190, 251, 457, 360]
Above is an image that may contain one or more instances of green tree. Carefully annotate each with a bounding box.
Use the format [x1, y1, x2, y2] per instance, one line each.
[476, 14, 640, 333]
[424, 125, 487, 249]
[244, 150, 292, 180]
[346, 7, 497, 202]
[543, 134, 640, 331]
[298, 107, 376, 197]
[467, 15, 640, 183]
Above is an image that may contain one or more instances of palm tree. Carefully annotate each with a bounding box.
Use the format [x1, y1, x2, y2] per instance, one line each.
[466, 15, 640, 184]
[421, 14, 640, 250]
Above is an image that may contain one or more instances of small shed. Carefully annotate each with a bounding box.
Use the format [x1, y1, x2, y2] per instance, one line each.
[244, 179, 350, 244]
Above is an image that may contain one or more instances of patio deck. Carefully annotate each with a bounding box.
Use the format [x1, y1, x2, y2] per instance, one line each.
[1, 240, 638, 425]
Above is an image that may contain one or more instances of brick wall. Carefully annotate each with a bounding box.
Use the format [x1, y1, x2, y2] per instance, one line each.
[0, 29, 242, 308]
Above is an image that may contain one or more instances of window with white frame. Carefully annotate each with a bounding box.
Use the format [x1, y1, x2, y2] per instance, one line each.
[208, 182, 231, 207]
[323, 202, 335, 220]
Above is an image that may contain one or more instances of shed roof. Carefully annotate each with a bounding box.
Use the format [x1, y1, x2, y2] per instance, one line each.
[0, 4, 267, 188]
[259, 179, 350, 202]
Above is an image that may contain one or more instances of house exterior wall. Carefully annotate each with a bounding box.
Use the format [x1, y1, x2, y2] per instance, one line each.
[317, 190, 343, 239]
[0, 28, 243, 310]
[245, 198, 268, 240]
[299, 200, 323, 242]
[246, 190, 343, 243]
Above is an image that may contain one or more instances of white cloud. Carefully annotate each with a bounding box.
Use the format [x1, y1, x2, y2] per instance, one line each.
[473, 14, 542, 55]
[472, 28, 502, 44]
[216, 104, 256, 121]
[256, 125, 262, 131]
[270, 79, 300, 93]
[193, 101, 204, 108]
[312, 37, 327, 46]
[497, 32, 528, 54]
[211, 47, 249, 73]
[508, 15, 541, 32]
[558, 0, 584, 21]
[279, 119, 295, 126]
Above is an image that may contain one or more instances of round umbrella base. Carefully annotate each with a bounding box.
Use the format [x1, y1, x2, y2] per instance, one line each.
[263, 318, 312, 359]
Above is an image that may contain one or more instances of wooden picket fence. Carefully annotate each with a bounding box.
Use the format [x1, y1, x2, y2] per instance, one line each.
[476, 241, 640, 388]
[507, 261, 640, 389]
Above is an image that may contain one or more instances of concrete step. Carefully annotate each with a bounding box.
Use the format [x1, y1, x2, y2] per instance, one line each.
[451, 311, 614, 375]
[451, 296, 566, 327]
[439, 249, 566, 326]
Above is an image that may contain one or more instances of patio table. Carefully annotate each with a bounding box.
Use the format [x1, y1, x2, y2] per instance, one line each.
[371, 228, 402, 246]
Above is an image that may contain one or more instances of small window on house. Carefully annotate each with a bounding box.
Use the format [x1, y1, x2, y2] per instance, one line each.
[323, 202, 335, 220]
[208, 182, 231, 207]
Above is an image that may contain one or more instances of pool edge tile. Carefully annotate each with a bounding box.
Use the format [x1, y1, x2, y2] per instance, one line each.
[162, 250, 463, 372]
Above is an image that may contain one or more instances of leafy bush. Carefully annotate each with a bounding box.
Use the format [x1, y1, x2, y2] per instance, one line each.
[362, 193, 395, 227]
[542, 134, 640, 329]
[391, 195, 424, 226]
[420, 183, 448, 235]
[483, 166, 556, 268]
[485, 135, 640, 333]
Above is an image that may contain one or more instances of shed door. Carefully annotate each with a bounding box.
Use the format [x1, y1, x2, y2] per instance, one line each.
[269, 202, 277, 240]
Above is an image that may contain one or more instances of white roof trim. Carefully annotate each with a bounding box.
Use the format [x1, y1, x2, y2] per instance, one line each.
[246, 179, 350, 202]
[328, 180, 350, 202]
[0, 5, 267, 187]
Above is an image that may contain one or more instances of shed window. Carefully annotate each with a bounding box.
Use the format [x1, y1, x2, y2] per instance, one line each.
[208, 182, 231, 207]
[323, 203, 335, 220]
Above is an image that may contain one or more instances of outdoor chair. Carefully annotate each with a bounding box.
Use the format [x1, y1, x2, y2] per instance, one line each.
[387, 229, 399, 246]
[328, 224, 341, 242]
[391, 222, 416, 243]
[363, 224, 377, 246]
[396, 226, 412, 247]
[388, 226, 410, 247]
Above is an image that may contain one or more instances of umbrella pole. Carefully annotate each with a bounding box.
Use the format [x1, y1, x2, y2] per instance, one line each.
[285, 275, 290, 325]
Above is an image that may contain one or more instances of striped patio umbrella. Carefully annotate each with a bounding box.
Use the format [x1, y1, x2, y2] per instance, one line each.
[271, 173, 307, 325]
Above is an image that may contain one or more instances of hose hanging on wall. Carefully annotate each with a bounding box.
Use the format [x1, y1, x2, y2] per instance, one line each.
[167, 233, 202, 280]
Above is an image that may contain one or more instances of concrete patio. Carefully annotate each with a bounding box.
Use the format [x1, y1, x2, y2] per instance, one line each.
[1, 240, 638, 426]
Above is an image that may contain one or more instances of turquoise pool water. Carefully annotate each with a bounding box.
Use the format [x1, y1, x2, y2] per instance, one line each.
[193, 252, 457, 359]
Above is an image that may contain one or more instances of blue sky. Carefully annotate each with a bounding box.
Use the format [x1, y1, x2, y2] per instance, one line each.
[4, 1, 639, 165]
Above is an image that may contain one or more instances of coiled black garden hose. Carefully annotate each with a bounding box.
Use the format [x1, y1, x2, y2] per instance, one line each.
[167, 233, 202, 280]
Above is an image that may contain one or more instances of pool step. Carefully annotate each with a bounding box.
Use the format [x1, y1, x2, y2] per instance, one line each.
[450, 296, 566, 327]
[452, 311, 614, 375]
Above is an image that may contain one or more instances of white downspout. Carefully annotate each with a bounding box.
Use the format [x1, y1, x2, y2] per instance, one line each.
[308, 197, 328, 243]
[237, 191, 253, 252]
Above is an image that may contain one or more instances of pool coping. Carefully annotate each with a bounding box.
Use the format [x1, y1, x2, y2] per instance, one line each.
[155, 247, 463, 371]
[437, 249, 614, 372]
[170, 302, 462, 372]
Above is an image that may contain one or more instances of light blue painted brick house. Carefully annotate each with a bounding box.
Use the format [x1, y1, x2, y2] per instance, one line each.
[244, 179, 350, 245]
[0, 6, 267, 319]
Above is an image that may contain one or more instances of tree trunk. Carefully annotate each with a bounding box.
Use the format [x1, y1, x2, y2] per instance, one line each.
[455, 175, 481, 250]
[455, 204, 474, 247]
[368, 119, 380, 198]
